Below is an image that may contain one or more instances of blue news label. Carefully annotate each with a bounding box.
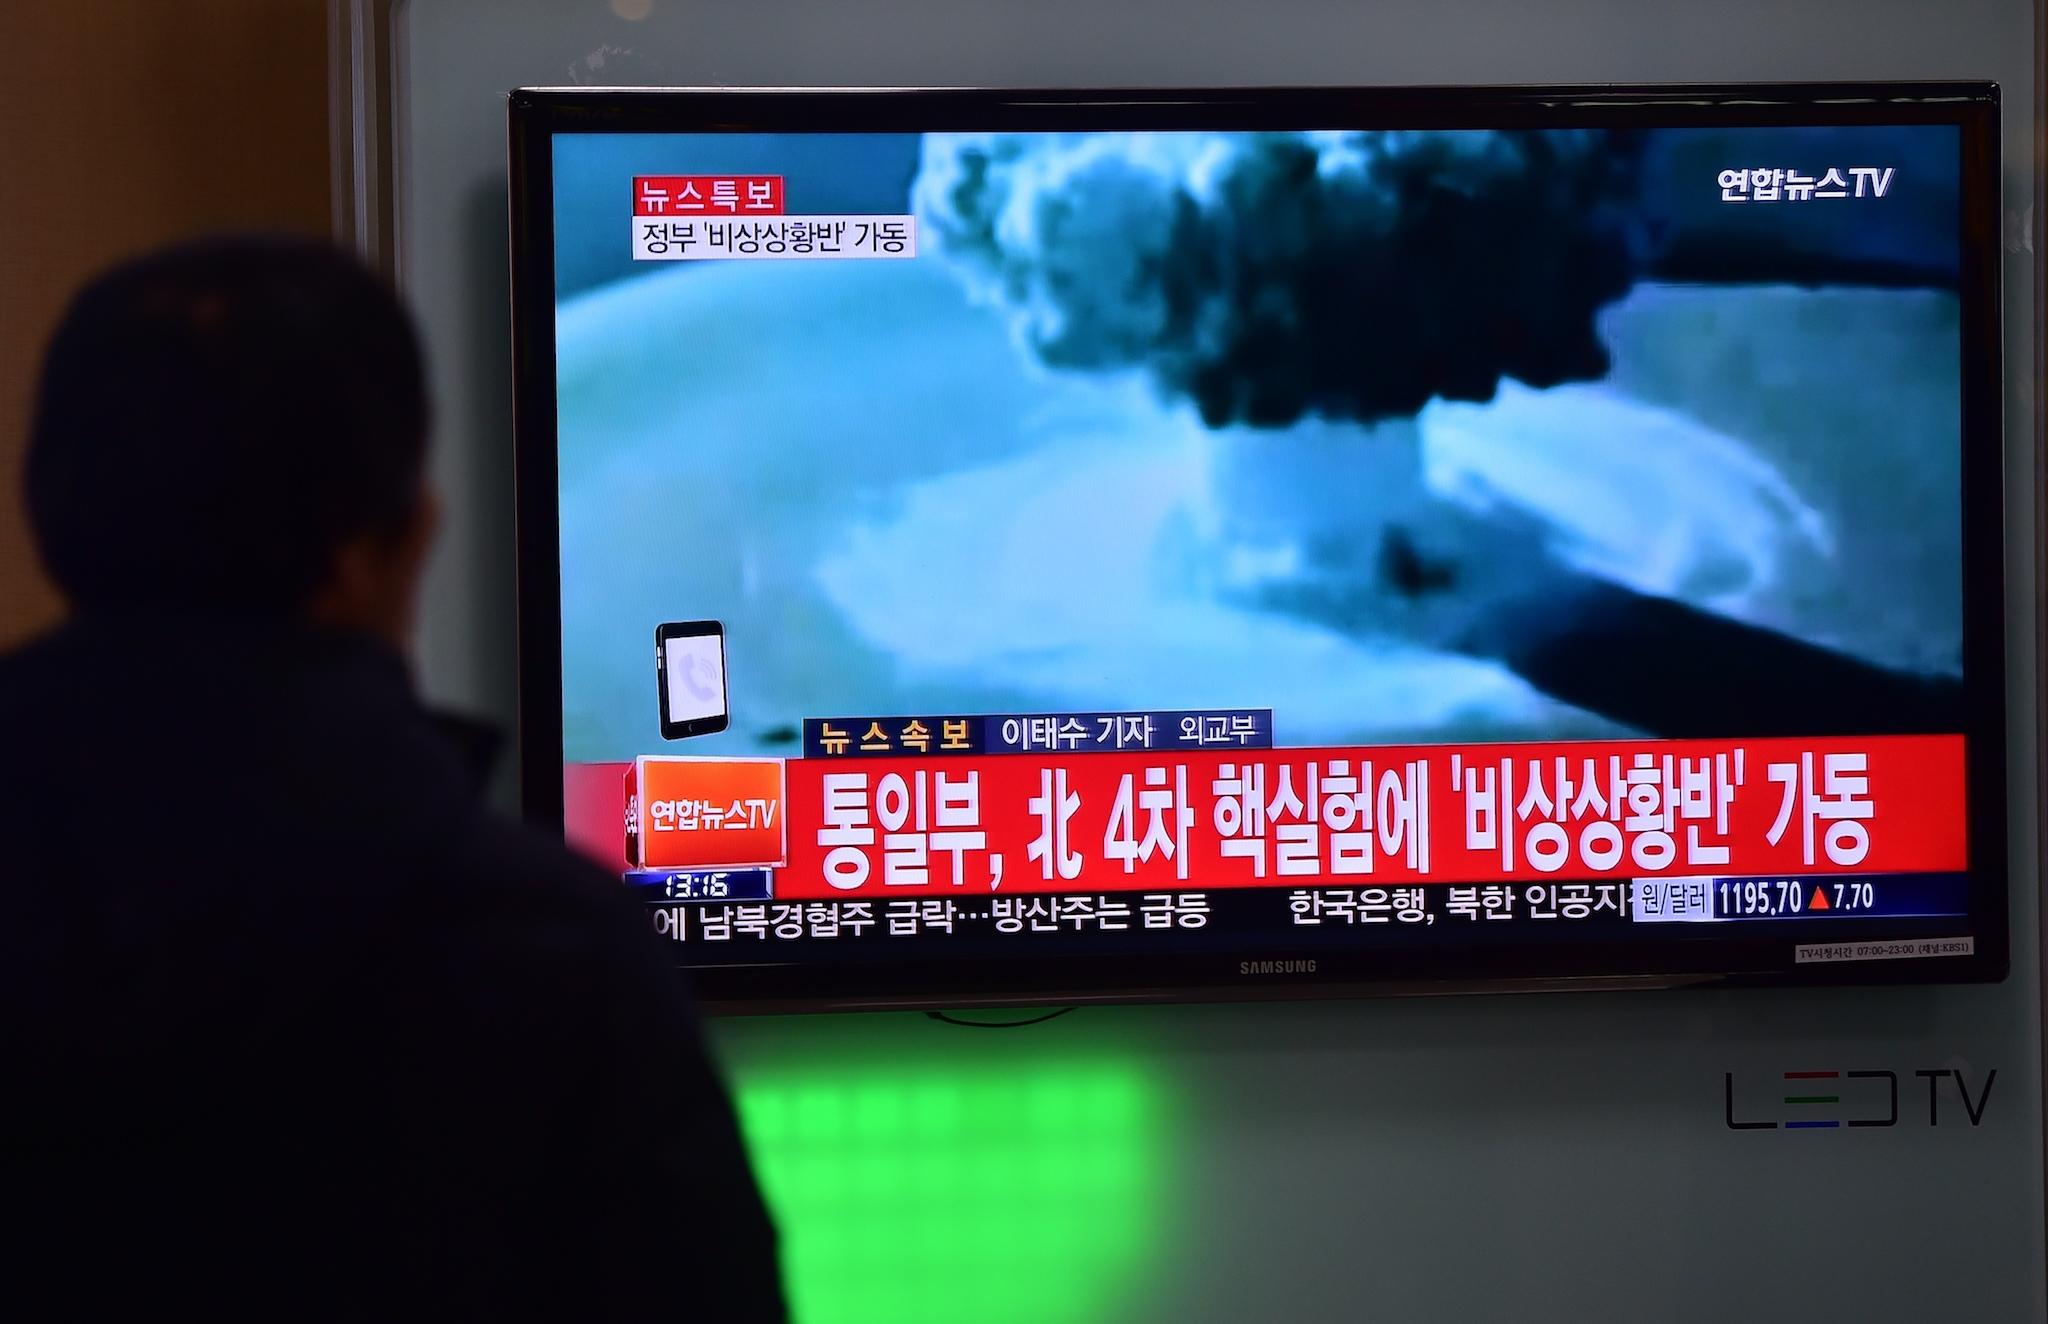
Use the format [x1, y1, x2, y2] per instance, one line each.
[802, 709, 1273, 758]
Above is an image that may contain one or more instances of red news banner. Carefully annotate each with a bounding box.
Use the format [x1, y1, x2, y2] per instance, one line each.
[567, 734, 1966, 900]
[633, 175, 784, 215]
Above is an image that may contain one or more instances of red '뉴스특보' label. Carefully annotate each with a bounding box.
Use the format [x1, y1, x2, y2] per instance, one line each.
[632, 175, 784, 215]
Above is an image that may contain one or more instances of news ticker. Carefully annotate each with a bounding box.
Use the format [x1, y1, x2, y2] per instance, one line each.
[623, 870, 1971, 941]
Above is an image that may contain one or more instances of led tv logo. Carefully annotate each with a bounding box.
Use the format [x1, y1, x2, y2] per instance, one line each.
[1723, 1068, 1996, 1130]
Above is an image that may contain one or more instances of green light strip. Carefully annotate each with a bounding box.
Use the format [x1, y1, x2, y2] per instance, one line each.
[733, 1059, 1171, 1324]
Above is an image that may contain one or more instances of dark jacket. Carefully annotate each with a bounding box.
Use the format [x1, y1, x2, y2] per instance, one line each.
[1, 613, 783, 1320]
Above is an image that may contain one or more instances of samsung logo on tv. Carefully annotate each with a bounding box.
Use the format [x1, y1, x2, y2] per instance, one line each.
[1239, 959, 1318, 976]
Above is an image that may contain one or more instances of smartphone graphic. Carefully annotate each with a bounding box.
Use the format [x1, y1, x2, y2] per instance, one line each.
[655, 620, 729, 739]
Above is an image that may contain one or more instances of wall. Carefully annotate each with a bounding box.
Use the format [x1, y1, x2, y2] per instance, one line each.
[6, 5, 2033, 1320]
[380, 0, 2048, 1319]
[381, 2, 2044, 1320]
[0, 0, 330, 648]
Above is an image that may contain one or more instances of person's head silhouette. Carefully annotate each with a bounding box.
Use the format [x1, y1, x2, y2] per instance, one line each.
[26, 234, 437, 646]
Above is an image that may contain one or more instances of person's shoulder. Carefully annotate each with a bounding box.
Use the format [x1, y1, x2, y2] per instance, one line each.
[0, 626, 81, 713]
[455, 811, 656, 948]
[440, 809, 705, 1035]
[465, 811, 617, 893]
[0, 626, 101, 779]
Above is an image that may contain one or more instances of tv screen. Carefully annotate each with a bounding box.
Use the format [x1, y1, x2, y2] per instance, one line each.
[509, 84, 2005, 1011]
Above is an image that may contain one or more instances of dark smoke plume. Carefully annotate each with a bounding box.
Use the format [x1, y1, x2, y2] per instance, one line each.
[915, 130, 1647, 428]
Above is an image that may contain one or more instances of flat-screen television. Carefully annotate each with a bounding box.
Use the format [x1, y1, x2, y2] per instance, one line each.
[509, 83, 2005, 1012]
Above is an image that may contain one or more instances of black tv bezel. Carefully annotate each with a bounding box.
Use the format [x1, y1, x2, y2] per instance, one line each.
[508, 82, 2007, 1014]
